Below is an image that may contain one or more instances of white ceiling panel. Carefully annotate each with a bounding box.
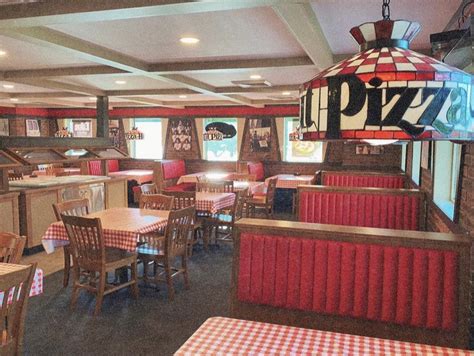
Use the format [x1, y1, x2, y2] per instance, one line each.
[0, 35, 92, 70]
[48, 7, 306, 63]
[0, 81, 56, 93]
[311, 0, 462, 54]
[55, 75, 179, 91]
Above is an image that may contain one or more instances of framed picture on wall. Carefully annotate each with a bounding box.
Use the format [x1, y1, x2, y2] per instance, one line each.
[72, 119, 92, 137]
[26, 119, 40, 137]
[170, 119, 192, 152]
[421, 141, 431, 169]
[0, 119, 9, 136]
[249, 118, 271, 152]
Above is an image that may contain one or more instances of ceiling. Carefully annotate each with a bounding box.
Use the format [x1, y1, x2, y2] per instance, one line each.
[0, 0, 464, 109]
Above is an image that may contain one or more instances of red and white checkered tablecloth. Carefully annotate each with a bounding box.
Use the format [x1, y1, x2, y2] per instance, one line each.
[196, 192, 235, 214]
[175, 317, 471, 356]
[233, 181, 265, 195]
[0, 268, 43, 305]
[42, 219, 168, 253]
[266, 174, 314, 189]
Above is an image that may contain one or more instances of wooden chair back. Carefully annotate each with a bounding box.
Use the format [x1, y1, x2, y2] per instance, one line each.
[196, 182, 225, 193]
[265, 178, 278, 205]
[7, 172, 23, 181]
[0, 263, 36, 356]
[140, 183, 158, 195]
[223, 180, 234, 193]
[164, 206, 195, 258]
[229, 173, 256, 182]
[0, 233, 26, 264]
[234, 188, 248, 222]
[162, 191, 196, 210]
[139, 194, 174, 210]
[52, 198, 90, 221]
[61, 215, 105, 270]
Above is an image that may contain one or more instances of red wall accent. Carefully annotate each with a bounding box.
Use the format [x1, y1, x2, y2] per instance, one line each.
[0, 107, 50, 117]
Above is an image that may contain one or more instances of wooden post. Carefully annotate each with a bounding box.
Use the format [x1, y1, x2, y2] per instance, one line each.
[96, 96, 109, 138]
[0, 169, 9, 192]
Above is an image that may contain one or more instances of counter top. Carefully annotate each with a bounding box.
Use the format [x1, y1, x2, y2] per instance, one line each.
[9, 175, 112, 189]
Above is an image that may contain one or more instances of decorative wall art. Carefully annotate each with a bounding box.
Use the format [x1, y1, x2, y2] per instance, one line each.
[0, 119, 9, 136]
[249, 118, 272, 152]
[164, 118, 201, 160]
[26, 119, 40, 137]
[72, 119, 92, 137]
[171, 119, 192, 151]
[240, 117, 280, 161]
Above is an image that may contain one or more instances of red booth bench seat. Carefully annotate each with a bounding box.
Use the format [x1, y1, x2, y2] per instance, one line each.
[247, 162, 265, 182]
[231, 218, 470, 349]
[319, 170, 408, 188]
[298, 185, 426, 231]
[157, 159, 195, 192]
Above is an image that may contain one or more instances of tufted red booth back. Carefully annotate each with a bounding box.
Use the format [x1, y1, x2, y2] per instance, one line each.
[299, 190, 421, 231]
[108, 159, 120, 173]
[247, 162, 264, 181]
[88, 160, 102, 175]
[238, 233, 459, 331]
[162, 160, 186, 180]
[323, 173, 405, 188]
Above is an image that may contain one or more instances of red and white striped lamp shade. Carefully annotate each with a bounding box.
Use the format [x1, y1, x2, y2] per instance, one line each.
[298, 20, 473, 141]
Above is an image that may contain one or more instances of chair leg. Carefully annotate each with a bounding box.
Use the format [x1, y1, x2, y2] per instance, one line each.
[63, 245, 71, 288]
[182, 256, 190, 290]
[164, 260, 174, 301]
[130, 261, 139, 299]
[70, 266, 81, 310]
[94, 271, 106, 316]
[203, 225, 210, 251]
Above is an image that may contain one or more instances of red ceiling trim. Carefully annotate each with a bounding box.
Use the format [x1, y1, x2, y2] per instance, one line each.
[0, 107, 50, 117]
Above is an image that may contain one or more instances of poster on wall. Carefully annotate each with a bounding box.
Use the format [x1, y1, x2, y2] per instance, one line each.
[26, 119, 40, 137]
[249, 118, 271, 152]
[0, 119, 9, 136]
[72, 120, 92, 137]
[171, 119, 192, 151]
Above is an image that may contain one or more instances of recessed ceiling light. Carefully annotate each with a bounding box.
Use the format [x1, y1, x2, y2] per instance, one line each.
[282, 91, 292, 96]
[250, 75, 262, 80]
[179, 95, 187, 99]
[0, 50, 6, 56]
[179, 37, 200, 44]
[3, 84, 14, 89]
[10, 98, 18, 102]
[115, 80, 127, 85]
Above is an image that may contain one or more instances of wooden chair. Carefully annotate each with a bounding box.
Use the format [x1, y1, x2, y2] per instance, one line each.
[7, 172, 23, 181]
[139, 194, 174, 210]
[136, 206, 195, 300]
[52, 199, 90, 288]
[223, 180, 234, 193]
[61, 215, 139, 316]
[140, 183, 158, 195]
[196, 181, 225, 193]
[246, 177, 278, 219]
[229, 173, 256, 181]
[0, 233, 26, 264]
[207, 188, 248, 244]
[0, 263, 36, 356]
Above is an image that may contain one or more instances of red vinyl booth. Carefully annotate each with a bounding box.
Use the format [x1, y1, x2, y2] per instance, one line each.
[320, 170, 407, 188]
[247, 162, 265, 181]
[160, 160, 195, 192]
[87, 160, 120, 175]
[231, 219, 471, 349]
[298, 185, 425, 231]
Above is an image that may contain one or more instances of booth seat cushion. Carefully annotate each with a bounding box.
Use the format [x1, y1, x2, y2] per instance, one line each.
[163, 183, 196, 192]
[108, 159, 120, 173]
[247, 162, 265, 181]
[162, 160, 186, 180]
[88, 160, 102, 175]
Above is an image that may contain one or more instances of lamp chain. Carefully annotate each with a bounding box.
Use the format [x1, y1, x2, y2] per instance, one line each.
[382, 0, 391, 20]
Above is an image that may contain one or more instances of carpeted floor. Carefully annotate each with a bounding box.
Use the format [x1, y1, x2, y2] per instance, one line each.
[24, 244, 234, 356]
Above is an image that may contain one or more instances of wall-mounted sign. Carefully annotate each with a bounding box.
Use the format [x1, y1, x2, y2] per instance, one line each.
[249, 118, 271, 152]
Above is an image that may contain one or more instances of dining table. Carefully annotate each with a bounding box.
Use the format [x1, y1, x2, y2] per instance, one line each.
[195, 192, 235, 214]
[174, 317, 471, 355]
[32, 168, 81, 176]
[265, 173, 315, 189]
[177, 172, 234, 184]
[42, 207, 169, 253]
[108, 169, 154, 185]
[232, 181, 265, 195]
[0, 263, 44, 304]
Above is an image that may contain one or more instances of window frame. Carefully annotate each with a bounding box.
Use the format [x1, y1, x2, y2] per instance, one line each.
[411, 141, 422, 186]
[130, 118, 163, 160]
[283, 117, 324, 163]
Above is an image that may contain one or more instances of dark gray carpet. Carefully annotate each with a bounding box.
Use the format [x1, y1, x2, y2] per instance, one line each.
[24, 244, 233, 356]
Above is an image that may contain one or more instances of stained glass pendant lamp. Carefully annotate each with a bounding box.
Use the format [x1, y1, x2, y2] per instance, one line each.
[298, 1, 473, 141]
[125, 127, 144, 140]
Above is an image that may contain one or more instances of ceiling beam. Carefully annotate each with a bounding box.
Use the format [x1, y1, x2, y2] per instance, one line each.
[1, 66, 127, 80]
[26, 98, 90, 108]
[216, 85, 299, 94]
[7, 78, 105, 96]
[0, 0, 310, 28]
[117, 96, 185, 109]
[1, 26, 262, 107]
[272, 2, 333, 70]
[8, 92, 89, 99]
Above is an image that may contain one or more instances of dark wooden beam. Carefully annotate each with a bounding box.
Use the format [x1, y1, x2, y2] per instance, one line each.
[96, 96, 109, 138]
[0, 137, 111, 149]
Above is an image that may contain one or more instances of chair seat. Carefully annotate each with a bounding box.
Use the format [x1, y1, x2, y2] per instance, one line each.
[104, 248, 138, 271]
[247, 196, 266, 205]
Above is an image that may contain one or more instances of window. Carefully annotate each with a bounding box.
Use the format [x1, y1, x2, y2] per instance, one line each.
[400, 143, 407, 171]
[131, 119, 163, 160]
[203, 118, 238, 161]
[284, 118, 323, 162]
[433, 141, 462, 220]
[411, 141, 421, 185]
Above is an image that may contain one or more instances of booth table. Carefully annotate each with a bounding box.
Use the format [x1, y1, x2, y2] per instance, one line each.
[265, 174, 315, 213]
[175, 317, 471, 355]
[233, 181, 265, 195]
[177, 172, 233, 184]
[265, 174, 315, 189]
[42, 207, 169, 252]
[108, 169, 154, 185]
[0, 264, 43, 304]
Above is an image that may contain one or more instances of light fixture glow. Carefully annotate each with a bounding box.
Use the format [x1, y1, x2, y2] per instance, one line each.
[179, 95, 187, 99]
[89, 97, 97, 101]
[115, 80, 127, 85]
[10, 98, 18, 102]
[179, 37, 200, 44]
[3, 84, 14, 89]
[363, 139, 399, 146]
[0, 50, 6, 56]
[250, 75, 262, 80]
[282, 91, 292, 96]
